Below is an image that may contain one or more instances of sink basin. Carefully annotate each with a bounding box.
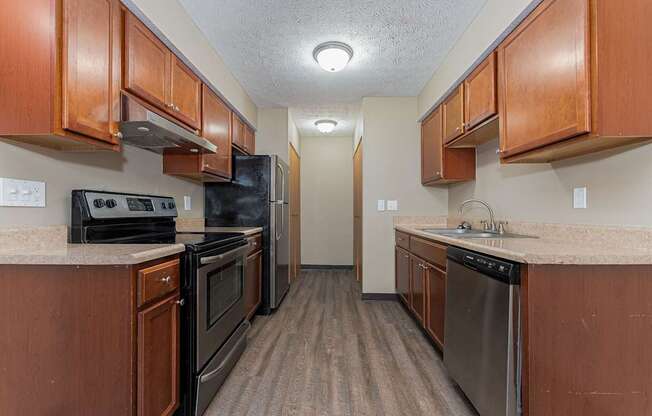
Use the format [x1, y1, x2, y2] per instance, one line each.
[421, 228, 537, 239]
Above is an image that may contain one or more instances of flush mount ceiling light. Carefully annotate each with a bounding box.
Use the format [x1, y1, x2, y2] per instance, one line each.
[313, 41, 353, 72]
[315, 119, 338, 133]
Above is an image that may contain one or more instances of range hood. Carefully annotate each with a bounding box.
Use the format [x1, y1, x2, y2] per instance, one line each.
[119, 94, 216, 154]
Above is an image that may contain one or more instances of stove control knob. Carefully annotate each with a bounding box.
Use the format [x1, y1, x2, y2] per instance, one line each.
[161, 202, 167, 209]
[105, 199, 117, 209]
[93, 199, 105, 208]
[168, 202, 176, 209]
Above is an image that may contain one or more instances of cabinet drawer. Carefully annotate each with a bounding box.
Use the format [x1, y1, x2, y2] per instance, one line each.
[247, 234, 262, 256]
[410, 237, 447, 270]
[395, 231, 410, 249]
[138, 259, 180, 307]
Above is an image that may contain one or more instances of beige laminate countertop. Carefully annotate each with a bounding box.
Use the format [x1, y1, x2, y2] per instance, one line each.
[396, 224, 652, 265]
[205, 227, 263, 236]
[0, 243, 186, 266]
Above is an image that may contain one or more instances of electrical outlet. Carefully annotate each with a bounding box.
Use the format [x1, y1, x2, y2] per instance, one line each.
[184, 196, 192, 211]
[573, 187, 587, 209]
[377, 200, 385, 211]
[0, 178, 46, 207]
[387, 200, 398, 211]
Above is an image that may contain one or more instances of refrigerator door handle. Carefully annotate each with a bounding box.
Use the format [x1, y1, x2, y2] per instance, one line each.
[277, 161, 286, 203]
[277, 203, 284, 241]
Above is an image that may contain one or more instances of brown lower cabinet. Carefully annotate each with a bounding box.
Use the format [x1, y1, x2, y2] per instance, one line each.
[395, 231, 447, 349]
[245, 234, 263, 320]
[410, 255, 426, 324]
[395, 230, 652, 415]
[0, 255, 181, 416]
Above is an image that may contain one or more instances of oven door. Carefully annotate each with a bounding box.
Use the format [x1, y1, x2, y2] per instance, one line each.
[196, 242, 249, 371]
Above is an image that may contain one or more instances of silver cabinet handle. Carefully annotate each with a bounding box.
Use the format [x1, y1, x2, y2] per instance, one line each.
[175, 105, 180, 112]
[113, 131, 123, 139]
[175, 298, 185, 306]
[161, 276, 172, 284]
[167, 103, 174, 109]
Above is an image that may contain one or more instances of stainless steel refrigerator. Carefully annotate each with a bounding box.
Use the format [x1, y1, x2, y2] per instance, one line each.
[205, 154, 290, 313]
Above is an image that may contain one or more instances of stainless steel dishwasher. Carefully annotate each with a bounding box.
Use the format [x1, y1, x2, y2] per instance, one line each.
[444, 246, 522, 416]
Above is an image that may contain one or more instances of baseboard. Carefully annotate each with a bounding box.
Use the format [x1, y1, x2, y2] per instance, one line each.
[361, 293, 399, 301]
[301, 264, 354, 270]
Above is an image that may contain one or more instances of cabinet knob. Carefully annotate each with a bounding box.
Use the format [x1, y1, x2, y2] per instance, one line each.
[435, 171, 440, 176]
[175, 298, 185, 306]
[167, 103, 174, 109]
[113, 131, 123, 139]
[174, 105, 180, 112]
[161, 276, 172, 284]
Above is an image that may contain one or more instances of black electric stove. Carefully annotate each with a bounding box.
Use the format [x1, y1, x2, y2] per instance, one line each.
[70, 190, 251, 416]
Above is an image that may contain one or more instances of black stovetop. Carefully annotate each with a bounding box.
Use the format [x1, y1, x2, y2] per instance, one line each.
[95, 231, 245, 252]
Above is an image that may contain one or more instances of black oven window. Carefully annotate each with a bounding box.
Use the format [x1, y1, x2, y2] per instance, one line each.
[206, 258, 243, 329]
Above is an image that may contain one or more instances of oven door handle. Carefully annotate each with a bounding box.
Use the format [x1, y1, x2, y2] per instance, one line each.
[199, 321, 251, 383]
[200, 243, 250, 265]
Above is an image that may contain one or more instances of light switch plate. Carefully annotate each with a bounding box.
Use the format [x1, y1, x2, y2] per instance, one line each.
[387, 200, 398, 211]
[0, 178, 46, 207]
[573, 187, 587, 209]
[377, 199, 385, 211]
[184, 196, 192, 211]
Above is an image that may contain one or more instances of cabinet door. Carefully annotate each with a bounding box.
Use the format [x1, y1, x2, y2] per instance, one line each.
[443, 84, 465, 144]
[138, 294, 180, 416]
[426, 264, 446, 348]
[61, 0, 116, 144]
[395, 247, 411, 305]
[498, 0, 590, 158]
[245, 251, 262, 320]
[410, 256, 425, 324]
[231, 113, 246, 150]
[124, 13, 170, 112]
[201, 85, 232, 179]
[169, 56, 201, 129]
[421, 106, 443, 184]
[464, 53, 497, 130]
[244, 125, 255, 154]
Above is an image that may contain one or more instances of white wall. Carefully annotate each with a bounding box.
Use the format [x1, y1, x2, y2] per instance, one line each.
[288, 109, 301, 154]
[300, 136, 353, 265]
[256, 108, 289, 163]
[449, 140, 652, 226]
[0, 142, 203, 227]
[361, 97, 448, 294]
[125, 0, 258, 126]
[418, 0, 539, 119]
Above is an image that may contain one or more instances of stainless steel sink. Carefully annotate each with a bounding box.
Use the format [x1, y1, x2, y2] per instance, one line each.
[421, 228, 537, 239]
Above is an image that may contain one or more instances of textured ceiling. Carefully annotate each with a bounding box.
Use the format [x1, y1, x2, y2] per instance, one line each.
[179, 0, 487, 136]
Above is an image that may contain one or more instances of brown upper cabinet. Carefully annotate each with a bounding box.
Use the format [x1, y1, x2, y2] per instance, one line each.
[200, 86, 233, 179]
[163, 85, 232, 182]
[442, 84, 465, 144]
[464, 53, 497, 131]
[421, 106, 475, 185]
[498, 0, 652, 163]
[231, 113, 246, 151]
[244, 125, 256, 154]
[124, 12, 201, 130]
[0, 0, 121, 151]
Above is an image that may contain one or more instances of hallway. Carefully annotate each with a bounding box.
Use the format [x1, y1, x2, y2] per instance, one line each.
[204, 270, 476, 416]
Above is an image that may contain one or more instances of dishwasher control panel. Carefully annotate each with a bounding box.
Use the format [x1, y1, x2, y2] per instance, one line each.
[448, 246, 520, 285]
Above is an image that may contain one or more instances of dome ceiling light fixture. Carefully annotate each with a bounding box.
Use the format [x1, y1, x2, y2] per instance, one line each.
[313, 41, 353, 72]
[315, 119, 338, 133]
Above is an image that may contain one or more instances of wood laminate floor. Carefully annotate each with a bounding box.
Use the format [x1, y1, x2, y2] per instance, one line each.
[204, 269, 476, 416]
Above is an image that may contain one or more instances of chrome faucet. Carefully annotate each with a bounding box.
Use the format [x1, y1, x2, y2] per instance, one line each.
[458, 199, 497, 232]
